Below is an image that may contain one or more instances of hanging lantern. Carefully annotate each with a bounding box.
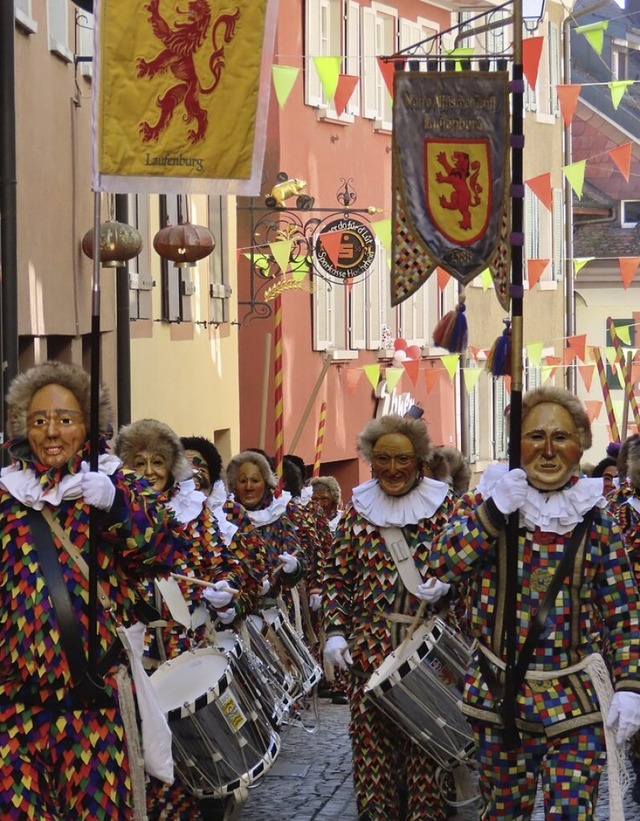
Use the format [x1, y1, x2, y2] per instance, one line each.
[153, 222, 215, 267]
[81, 220, 143, 268]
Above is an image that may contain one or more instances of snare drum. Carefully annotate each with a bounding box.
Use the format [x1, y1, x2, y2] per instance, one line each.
[364, 617, 475, 770]
[149, 647, 280, 798]
[261, 607, 322, 700]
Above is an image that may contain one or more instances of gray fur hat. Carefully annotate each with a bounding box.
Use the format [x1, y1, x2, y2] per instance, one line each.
[428, 445, 471, 495]
[6, 360, 112, 439]
[521, 385, 592, 453]
[357, 414, 432, 467]
[310, 475, 343, 506]
[114, 418, 192, 483]
[226, 450, 278, 493]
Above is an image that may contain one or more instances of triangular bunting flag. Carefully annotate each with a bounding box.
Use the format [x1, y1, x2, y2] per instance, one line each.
[527, 259, 549, 289]
[436, 267, 450, 292]
[343, 368, 362, 395]
[402, 359, 420, 386]
[386, 366, 404, 392]
[573, 257, 594, 275]
[605, 347, 617, 366]
[566, 333, 587, 363]
[609, 143, 632, 183]
[371, 218, 392, 254]
[318, 231, 344, 268]
[480, 268, 493, 290]
[441, 354, 460, 381]
[446, 47, 474, 71]
[376, 57, 396, 99]
[562, 160, 586, 199]
[608, 80, 633, 110]
[525, 173, 552, 212]
[578, 364, 595, 392]
[463, 368, 482, 394]
[584, 400, 603, 424]
[523, 36, 544, 89]
[503, 375, 511, 394]
[575, 20, 608, 56]
[556, 84, 581, 128]
[424, 368, 443, 394]
[312, 56, 342, 102]
[363, 363, 380, 390]
[619, 257, 640, 289]
[334, 74, 359, 117]
[526, 341, 544, 367]
[272, 66, 299, 108]
[269, 239, 293, 275]
[614, 323, 632, 345]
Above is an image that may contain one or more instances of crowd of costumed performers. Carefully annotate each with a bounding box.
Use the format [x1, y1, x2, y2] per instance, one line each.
[2, 358, 640, 821]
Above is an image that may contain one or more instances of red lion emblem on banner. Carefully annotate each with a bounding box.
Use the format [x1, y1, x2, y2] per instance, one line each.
[136, 0, 240, 144]
[435, 150, 483, 230]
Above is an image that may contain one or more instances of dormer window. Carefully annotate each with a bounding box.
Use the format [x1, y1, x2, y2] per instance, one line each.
[621, 200, 640, 228]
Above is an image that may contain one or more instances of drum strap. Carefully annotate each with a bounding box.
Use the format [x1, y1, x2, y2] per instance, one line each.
[379, 526, 423, 595]
[478, 509, 594, 715]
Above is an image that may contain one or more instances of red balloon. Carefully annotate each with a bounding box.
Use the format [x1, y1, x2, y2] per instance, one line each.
[393, 338, 408, 352]
[406, 345, 422, 360]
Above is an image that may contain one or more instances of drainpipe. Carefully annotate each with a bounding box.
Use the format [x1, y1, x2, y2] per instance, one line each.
[115, 194, 132, 427]
[0, 2, 19, 460]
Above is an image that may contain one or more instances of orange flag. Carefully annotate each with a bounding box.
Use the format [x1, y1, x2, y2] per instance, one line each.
[436, 266, 451, 291]
[578, 364, 595, 392]
[527, 259, 549, 289]
[566, 334, 587, 363]
[424, 368, 443, 394]
[610, 143, 632, 183]
[523, 37, 544, 89]
[584, 400, 603, 424]
[402, 359, 420, 386]
[556, 84, 581, 128]
[376, 57, 396, 99]
[343, 368, 362, 395]
[525, 173, 552, 212]
[619, 257, 640, 289]
[334, 74, 359, 117]
[319, 231, 344, 267]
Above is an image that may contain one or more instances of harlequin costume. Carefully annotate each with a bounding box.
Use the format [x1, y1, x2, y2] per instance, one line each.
[430, 464, 640, 820]
[323, 476, 456, 821]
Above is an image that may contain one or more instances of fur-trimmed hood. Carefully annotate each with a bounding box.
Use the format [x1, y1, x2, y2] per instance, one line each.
[6, 360, 112, 440]
[114, 418, 192, 483]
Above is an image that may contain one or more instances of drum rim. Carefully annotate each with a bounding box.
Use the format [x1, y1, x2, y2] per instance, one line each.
[150, 647, 233, 719]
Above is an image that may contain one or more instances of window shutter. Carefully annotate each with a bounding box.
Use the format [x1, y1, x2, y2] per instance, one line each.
[548, 22, 559, 115]
[552, 188, 563, 281]
[346, 1, 361, 116]
[366, 245, 383, 349]
[313, 274, 335, 350]
[349, 276, 367, 349]
[305, 0, 323, 106]
[468, 382, 478, 463]
[361, 7, 378, 119]
[493, 379, 507, 460]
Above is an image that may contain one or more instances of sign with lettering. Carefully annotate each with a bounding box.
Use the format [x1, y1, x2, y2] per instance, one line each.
[374, 379, 416, 418]
[391, 72, 511, 311]
[315, 218, 377, 281]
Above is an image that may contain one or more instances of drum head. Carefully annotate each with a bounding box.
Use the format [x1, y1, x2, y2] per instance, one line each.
[150, 648, 228, 714]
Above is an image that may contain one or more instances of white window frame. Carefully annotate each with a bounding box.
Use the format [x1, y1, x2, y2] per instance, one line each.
[612, 40, 630, 81]
[349, 275, 367, 349]
[467, 375, 479, 464]
[366, 243, 395, 349]
[128, 195, 154, 322]
[621, 200, 640, 228]
[47, 0, 73, 62]
[552, 187, 563, 281]
[15, 0, 37, 34]
[361, 2, 397, 130]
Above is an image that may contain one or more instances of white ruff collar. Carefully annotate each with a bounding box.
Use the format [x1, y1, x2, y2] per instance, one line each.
[168, 478, 206, 524]
[351, 477, 449, 527]
[0, 454, 122, 510]
[478, 463, 606, 535]
[205, 482, 238, 546]
[245, 491, 291, 528]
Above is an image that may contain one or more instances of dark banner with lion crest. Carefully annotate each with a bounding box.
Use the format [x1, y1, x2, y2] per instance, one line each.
[93, 0, 278, 195]
[391, 71, 511, 310]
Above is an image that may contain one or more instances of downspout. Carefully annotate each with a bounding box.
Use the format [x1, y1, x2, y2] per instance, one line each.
[0, 2, 19, 460]
[115, 194, 132, 427]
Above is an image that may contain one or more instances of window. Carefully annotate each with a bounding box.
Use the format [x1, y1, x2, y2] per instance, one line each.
[47, 0, 73, 61]
[467, 374, 479, 463]
[361, 3, 397, 129]
[525, 187, 553, 284]
[158, 196, 194, 323]
[547, 22, 560, 116]
[366, 243, 396, 349]
[305, 0, 359, 120]
[552, 188, 564, 281]
[459, 8, 511, 57]
[77, 10, 95, 80]
[612, 42, 630, 80]
[313, 274, 346, 351]
[399, 17, 437, 61]
[492, 378, 509, 460]
[15, 0, 37, 34]
[398, 280, 428, 345]
[622, 200, 640, 228]
[207, 196, 231, 326]
[129, 196, 154, 321]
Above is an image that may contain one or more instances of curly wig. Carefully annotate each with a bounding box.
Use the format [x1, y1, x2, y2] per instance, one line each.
[6, 360, 112, 440]
[114, 418, 192, 483]
[521, 385, 592, 453]
[428, 445, 472, 495]
[226, 450, 278, 494]
[357, 414, 432, 467]
[310, 475, 343, 507]
[617, 434, 640, 481]
[180, 435, 223, 484]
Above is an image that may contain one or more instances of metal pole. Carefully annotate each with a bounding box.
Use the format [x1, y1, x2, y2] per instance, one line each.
[115, 194, 131, 428]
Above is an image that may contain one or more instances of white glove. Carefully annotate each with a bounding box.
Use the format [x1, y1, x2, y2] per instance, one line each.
[279, 552, 299, 574]
[606, 691, 640, 744]
[491, 468, 528, 515]
[415, 578, 451, 604]
[260, 578, 271, 596]
[309, 593, 322, 611]
[216, 606, 237, 625]
[202, 581, 236, 609]
[324, 635, 352, 670]
[80, 462, 116, 510]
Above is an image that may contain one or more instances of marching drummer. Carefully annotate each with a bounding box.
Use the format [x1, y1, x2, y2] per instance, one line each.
[322, 413, 461, 821]
[430, 385, 640, 820]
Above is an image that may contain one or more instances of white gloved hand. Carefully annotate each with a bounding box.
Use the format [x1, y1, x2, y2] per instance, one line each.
[202, 580, 236, 609]
[80, 462, 116, 510]
[279, 552, 299, 574]
[491, 468, 528, 515]
[216, 606, 237, 625]
[260, 578, 271, 596]
[606, 691, 640, 744]
[309, 593, 322, 611]
[415, 578, 451, 604]
[324, 635, 353, 670]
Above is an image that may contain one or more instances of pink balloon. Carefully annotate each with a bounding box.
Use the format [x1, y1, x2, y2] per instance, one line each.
[393, 338, 408, 352]
[406, 345, 422, 360]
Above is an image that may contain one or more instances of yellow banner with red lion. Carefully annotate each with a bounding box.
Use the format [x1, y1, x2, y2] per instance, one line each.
[391, 71, 511, 309]
[93, 0, 278, 194]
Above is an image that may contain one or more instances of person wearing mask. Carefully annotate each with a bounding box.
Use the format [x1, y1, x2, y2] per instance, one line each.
[430, 385, 640, 821]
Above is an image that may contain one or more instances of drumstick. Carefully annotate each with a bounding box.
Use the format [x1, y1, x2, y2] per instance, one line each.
[170, 573, 241, 596]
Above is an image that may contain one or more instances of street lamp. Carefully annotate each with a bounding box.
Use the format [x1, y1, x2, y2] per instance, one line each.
[523, 0, 546, 31]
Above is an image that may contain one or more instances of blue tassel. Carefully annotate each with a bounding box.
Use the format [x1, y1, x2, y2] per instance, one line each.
[432, 292, 468, 353]
[486, 319, 511, 376]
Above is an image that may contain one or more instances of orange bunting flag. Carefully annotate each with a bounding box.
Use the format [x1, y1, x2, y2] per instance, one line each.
[436, 266, 451, 292]
[522, 36, 544, 89]
[619, 257, 640, 289]
[402, 359, 420, 386]
[566, 334, 587, 363]
[609, 143, 632, 183]
[343, 368, 362, 395]
[525, 173, 552, 212]
[376, 57, 396, 99]
[424, 368, 443, 394]
[556, 84, 581, 128]
[584, 400, 603, 425]
[334, 74, 360, 117]
[319, 231, 344, 268]
[527, 259, 549, 289]
[578, 364, 595, 392]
